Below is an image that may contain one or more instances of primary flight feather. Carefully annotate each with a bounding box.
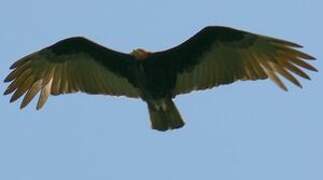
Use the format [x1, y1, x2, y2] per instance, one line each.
[4, 26, 317, 131]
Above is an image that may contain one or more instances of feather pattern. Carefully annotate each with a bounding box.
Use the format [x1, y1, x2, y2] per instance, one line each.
[3, 26, 318, 132]
[4, 37, 140, 109]
[148, 26, 317, 95]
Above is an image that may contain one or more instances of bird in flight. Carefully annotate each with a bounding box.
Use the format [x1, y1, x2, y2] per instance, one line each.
[4, 26, 317, 131]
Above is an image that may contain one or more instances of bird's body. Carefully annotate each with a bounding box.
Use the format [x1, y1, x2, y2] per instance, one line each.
[131, 51, 186, 129]
[4, 26, 317, 131]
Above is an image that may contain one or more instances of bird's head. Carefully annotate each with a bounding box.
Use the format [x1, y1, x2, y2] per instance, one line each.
[131, 48, 151, 60]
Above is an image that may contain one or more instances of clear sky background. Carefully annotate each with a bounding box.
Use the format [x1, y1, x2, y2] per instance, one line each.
[0, 0, 322, 179]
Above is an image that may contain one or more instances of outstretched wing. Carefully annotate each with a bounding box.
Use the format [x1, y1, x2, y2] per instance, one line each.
[149, 26, 317, 96]
[4, 37, 140, 109]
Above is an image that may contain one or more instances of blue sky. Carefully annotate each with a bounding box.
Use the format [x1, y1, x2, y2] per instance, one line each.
[0, 0, 322, 179]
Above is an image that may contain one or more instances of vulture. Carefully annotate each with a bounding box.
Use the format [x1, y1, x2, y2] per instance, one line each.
[4, 26, 318, 131]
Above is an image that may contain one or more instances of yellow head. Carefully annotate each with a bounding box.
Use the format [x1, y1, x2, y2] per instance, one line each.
[131, 48, 151, 60]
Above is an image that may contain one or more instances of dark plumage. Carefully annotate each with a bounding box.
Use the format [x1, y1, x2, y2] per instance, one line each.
[4, 26, 318, 131]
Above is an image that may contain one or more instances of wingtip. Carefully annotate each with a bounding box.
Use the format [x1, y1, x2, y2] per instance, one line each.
[9, 59, 24, 70]
[36, 103, 43, 110]
[9, 64, 16, 70]
[19, 104, 26, 110]
[9, 97, 17, 103]
[302, 54, 316, 61]
[4, 76, 12, 83]
[308, 55, 316, 60]
[297, 45, 304, 48]
[312, 67, 319, 72]
[292, 81, 303, 89]
[20, 100, 30, 109]
[307, 65, 319, 72]
[290, 42, 303, 48]
[277, 84, 288, 92]
[279, 82, 289, 92]
[270, 38, 303, 48]
[3, 89, 11, 95]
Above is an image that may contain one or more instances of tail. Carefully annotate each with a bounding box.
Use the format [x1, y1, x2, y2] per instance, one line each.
[147, 99, 185, 131]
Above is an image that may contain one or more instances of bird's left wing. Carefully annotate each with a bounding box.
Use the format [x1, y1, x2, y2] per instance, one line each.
[4, 37, 140, 109]
[149, 26, 317, 96]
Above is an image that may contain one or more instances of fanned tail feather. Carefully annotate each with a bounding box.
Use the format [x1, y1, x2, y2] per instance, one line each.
[148, 99, 184, 131]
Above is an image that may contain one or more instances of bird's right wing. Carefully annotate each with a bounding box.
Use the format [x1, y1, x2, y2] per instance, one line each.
[4, 37, 140, 109]
[149, 26, 317, 96]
